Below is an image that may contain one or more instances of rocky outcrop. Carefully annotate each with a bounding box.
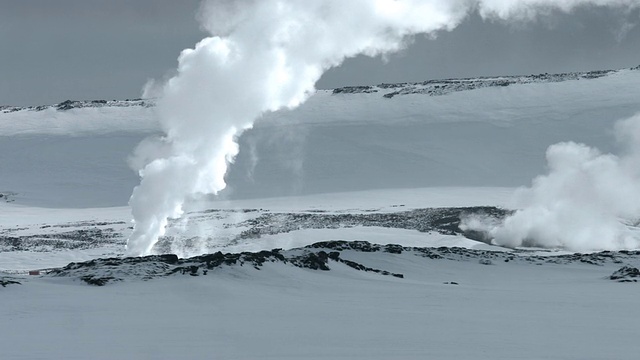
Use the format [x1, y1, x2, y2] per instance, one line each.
[0, 278, 21, 287]
[48, 244, 404, 286]
[45, 239, 640, 286]
[4, 66, 638, 112]
[609, 266, 640, 282]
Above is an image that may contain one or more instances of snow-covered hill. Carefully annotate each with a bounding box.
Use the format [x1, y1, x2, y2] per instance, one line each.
[1, 67, 629, 113]
[3, 237, 640, 360]
[2, 66, 640, 207]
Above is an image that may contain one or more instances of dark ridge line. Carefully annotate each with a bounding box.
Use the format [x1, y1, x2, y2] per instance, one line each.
[0, 98, 155, 114]
[45, 240, 640, 286]
[2, 65, 638, 111]
[333, 67, 634, 98]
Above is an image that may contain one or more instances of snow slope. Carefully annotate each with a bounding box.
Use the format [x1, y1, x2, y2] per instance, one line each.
[2, 67, 639, 207]
[2, 243, 640, 360]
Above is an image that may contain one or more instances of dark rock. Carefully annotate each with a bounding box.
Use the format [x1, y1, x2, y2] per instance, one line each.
[56, 100, 77, 111]
[0, 279, 21, 287]
[384, 244, 403, 254]
[332, 85, 378, 94]
[293, 251, 331, 271]
[340, 259, 366, 271]
[80, 275, 115, 286]
[609, 266, 640, 282]
[232, 207, 510, 245]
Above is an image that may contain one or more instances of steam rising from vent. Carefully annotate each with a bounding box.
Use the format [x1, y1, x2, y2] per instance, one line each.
[126, 0, 640, 256]
[462, 114, 640, 252]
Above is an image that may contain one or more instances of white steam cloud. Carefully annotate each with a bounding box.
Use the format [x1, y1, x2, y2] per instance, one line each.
[126, 0, 640, 256]
[462, 114, 640, 252]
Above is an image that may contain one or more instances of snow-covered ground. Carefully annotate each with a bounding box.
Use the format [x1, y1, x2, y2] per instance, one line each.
[3, 243, 640, 360]
[2, 68, 640, 359]
[0, 187, 514, 271]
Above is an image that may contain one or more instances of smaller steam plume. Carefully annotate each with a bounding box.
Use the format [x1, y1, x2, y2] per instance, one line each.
[461, 113, 640, 252]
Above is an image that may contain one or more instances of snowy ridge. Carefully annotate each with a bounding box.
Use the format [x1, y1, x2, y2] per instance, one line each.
[2, 65, 637, 111]
[2, 65, 640, 206]
[332, 67, 633, 98]
[5, 203, 640, 286]
[37, 240, 640, 286]
[0, 98, 154, 114]
[0, 206, 507, 256]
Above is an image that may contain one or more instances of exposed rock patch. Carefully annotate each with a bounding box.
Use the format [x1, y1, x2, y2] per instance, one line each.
[0, 228, 121, 252]
[1, 99, 153, 113]
[0, 277, 21, 287]
[44, 240, 640, 286]
[609, 266, 640, 282]
[4, 66, 638, 112]
[227, 206, 509, 243]
[2, 206, 507, 254]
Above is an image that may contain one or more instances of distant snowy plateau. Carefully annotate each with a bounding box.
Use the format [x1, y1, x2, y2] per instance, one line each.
[2, 68, 640, 359]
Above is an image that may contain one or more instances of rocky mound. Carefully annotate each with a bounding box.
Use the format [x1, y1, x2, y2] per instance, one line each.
[609, 266, 640, 282]
[46, 240, 640, 286]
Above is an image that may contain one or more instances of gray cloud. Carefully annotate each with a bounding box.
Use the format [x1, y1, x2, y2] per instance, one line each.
[318, 7, 640, 88]
[0, 0, 204, 106]
[0, 1, 638, 106]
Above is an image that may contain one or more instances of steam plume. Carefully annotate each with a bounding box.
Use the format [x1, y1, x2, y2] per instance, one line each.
[462, 114, 640, 252]
[126, 0, 640, 256]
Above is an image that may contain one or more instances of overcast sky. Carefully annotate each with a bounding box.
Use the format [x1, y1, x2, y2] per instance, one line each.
[1, 0, 639, 106]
